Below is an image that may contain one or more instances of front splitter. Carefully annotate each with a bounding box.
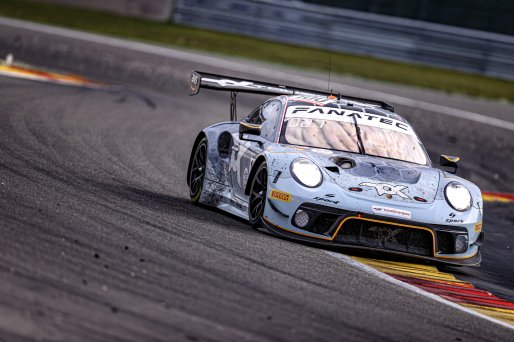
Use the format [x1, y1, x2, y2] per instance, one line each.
[260, 218, 482, 267]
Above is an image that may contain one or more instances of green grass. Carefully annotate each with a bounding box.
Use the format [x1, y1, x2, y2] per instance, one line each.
[1, 0, 514, 101]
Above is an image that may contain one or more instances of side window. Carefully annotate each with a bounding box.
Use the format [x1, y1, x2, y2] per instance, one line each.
[246, 105, 264, 125]
[260, 100, 283, 141]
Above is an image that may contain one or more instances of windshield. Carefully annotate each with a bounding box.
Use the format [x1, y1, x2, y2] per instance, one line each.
[279, 105, 428, 165]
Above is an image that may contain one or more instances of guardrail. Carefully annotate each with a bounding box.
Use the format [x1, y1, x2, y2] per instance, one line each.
[172, 0, 514, 81]
[36, 0, 173, 22]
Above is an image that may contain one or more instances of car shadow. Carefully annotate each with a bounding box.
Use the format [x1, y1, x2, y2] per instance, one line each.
[88, 179, 252, 232]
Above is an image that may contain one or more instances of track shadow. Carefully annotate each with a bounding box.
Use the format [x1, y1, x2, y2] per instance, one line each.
[87, 180, 252, 231]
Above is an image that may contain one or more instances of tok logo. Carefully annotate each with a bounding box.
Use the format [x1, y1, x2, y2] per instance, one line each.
[359, 182, 410, 199]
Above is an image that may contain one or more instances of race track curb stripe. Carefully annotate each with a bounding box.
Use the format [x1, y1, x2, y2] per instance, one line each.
[482, 192, 514, 203]
[351, 256, 514, 326]
[0, 64, 104, 88]
[326, 251, 514, 330]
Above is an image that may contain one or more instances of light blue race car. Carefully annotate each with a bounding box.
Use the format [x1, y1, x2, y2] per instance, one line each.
[187, 71, 484, 266]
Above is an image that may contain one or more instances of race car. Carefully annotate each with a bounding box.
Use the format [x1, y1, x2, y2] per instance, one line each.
[186, 71, 484, 266]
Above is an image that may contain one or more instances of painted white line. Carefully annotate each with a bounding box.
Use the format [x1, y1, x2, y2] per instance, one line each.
[324, 250, 514, 331]
[1, 16, 513, 131]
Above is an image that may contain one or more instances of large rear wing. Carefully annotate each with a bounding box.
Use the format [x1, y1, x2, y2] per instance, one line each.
[189, 70, 394, 120]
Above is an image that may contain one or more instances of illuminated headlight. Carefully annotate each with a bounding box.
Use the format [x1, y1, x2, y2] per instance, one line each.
[290, 158, 323, 188]
[444, 182, 472, 211]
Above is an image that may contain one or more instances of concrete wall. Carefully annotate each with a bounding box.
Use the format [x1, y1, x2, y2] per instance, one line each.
[36, 0, 173, 22]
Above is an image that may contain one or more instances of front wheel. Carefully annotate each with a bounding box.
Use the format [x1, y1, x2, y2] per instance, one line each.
[248, 163, 268, 227]
[189, 137, 207, 203]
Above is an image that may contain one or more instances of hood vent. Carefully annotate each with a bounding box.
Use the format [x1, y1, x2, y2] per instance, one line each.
[330, 157, 355, 169]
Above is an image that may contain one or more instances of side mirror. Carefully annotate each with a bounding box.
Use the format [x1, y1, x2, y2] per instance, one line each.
[239, 121, 261, 136]
[439, 155, 460, 174]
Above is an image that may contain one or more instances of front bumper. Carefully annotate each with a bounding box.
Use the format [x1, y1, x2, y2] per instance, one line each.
[262, 202, 482, 266]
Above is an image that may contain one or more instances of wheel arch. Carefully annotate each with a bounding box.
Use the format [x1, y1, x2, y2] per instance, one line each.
[244, 155, 267, 196]
[187, 132, 207, 186]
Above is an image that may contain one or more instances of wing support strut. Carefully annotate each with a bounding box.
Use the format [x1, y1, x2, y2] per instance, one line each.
[230, 91, 237, 121]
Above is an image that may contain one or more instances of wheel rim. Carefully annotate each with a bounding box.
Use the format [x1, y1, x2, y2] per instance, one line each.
[249, 166, 267, 221]
[190, 143, 206, 197]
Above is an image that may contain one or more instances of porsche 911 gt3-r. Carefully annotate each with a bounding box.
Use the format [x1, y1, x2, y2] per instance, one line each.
[186, 71, 484, 266]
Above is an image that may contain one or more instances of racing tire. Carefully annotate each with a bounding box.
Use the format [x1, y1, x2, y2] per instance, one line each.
[248, 162, 268, 227]
[188, 137, 207, 203]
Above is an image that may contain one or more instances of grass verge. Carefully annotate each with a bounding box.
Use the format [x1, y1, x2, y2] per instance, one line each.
[1, 0, 513, 101]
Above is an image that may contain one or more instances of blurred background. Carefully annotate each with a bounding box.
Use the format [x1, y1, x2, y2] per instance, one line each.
[5, 0, 512, 101]
[305, 0, 514, 35]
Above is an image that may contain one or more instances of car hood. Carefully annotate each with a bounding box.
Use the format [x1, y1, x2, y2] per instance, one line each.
[301, 148, 440, 204]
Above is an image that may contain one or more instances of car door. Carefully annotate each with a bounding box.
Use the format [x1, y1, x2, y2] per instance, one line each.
[229, 105, 261, 202]
[230, 100, 283, 201]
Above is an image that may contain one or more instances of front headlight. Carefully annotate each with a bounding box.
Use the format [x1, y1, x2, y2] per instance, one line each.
[444, 182, 472, 211]
[290, 158, 323, 188]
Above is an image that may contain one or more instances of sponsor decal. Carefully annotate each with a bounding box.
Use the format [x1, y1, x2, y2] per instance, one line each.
[270, 190, 291, 202]
[372, 206, 411, 220]
[289, 94, 339, 104]
[474, 222, 483, 232]
[446, 212, 463, 223]
[203, 78, 290, 94]
[360, 182, 410, 199]
[313, 194, 339, 205]
[285, 105, 414, 135]
[446, 219, 464, 224]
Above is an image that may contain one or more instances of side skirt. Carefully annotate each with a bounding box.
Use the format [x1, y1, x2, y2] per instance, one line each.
[200, 179, 249, 220]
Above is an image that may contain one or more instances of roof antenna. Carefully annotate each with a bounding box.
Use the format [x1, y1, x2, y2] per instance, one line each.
[327, 54, 332, 94]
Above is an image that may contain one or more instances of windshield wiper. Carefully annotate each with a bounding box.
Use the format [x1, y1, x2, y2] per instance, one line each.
[351, 113, 366, 155]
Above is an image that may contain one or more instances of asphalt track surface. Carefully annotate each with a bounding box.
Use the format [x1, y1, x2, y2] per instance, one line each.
[1, 20, 514, 341]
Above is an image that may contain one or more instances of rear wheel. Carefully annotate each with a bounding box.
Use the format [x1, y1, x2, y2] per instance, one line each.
[248, 163, 268, 227]
[189, 137, 207, 203]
